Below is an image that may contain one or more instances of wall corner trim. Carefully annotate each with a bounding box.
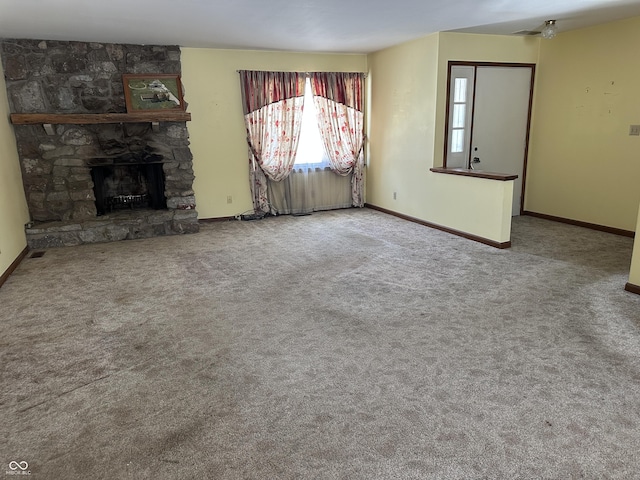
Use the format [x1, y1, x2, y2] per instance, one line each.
[624, 283, 640, 296]
[198, 216, 237, 223]
[523, 211, 635, 238]
[0, 246, 29, 289]
[365, 204, 511, 249]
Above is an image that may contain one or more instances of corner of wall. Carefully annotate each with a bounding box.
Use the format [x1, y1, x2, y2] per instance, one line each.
[181, 47, 368, 219]
[525, 16, 640, 231]
[0, 59, 30, 279]
[628, 203, 640, 288]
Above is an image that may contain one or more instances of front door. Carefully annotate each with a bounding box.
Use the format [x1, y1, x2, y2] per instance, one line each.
[445, 63, 534, 216]
[471, 66, 532, 216]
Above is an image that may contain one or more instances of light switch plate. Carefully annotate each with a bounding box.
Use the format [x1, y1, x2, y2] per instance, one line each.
[629, 125, 640, 136]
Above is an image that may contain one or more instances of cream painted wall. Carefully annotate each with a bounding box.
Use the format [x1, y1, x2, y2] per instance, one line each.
[0, 61, 29, 277]
[367, 34, 439, 219]
[367, 32, 538, 244]
[526, 16, 640, 231]
[181, 48, 367, 219]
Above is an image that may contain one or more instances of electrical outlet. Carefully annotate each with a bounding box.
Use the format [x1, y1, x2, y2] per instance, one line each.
[630, 125, 640, 136]
[226, 195, 232, 204]
[393, 192, 397, 200]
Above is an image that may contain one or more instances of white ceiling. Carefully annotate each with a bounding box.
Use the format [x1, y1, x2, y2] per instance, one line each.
[1, 0, 640, 54]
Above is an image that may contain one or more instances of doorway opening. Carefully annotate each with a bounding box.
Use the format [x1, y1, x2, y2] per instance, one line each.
[443, 62, 535, 216]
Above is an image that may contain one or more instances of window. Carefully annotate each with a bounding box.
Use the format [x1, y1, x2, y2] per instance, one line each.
[294, 78, 331, 168]
[445, 65, 475, 168]
[450, 78, 467, 153]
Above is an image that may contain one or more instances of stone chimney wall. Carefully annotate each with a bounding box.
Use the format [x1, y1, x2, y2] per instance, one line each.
[0, 39, 198, 242]
[1, 40, 182, 114]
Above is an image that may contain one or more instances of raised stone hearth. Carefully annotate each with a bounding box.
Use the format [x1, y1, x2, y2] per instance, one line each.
[26, 209, 198, 249]
[1, 38, 199, 247]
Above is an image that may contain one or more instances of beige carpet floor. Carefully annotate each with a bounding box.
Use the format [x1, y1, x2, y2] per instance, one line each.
[1, 208, 639, 479]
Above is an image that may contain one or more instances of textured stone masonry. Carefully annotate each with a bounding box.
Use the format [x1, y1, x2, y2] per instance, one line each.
[25, 210, 199, 249]
[1, 40, 181, 113]
[1, 39, 198, 246]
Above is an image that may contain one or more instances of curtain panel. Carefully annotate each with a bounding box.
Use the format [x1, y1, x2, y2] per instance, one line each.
[239, 70, 306, 213]
[310, 72, 366, 207]
[267, 168, 352, 215]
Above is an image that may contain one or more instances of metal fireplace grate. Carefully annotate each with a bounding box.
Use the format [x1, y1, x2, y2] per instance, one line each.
[106, 194, 149, 211]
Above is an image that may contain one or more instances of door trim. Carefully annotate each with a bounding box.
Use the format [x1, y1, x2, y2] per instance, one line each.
[443, 61, 536, 215]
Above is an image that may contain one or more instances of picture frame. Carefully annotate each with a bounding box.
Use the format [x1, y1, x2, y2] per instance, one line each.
[122, 74, 185, 113]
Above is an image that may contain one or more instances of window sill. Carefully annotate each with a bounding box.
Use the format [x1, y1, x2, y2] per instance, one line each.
[430, 167, 518, 181]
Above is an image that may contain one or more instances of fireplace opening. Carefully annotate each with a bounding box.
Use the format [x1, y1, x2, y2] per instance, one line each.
[91, 163, 167, 216]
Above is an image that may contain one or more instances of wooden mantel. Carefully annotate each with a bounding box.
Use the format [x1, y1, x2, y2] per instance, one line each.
[10, 111, 191, 125]
[10, 111, 191, 134]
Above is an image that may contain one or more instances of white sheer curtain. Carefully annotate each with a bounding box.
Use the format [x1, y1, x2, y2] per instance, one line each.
[267, 168, 352, 215]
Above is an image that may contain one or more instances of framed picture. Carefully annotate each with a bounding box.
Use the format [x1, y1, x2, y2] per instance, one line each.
[122, 74, 185, 113]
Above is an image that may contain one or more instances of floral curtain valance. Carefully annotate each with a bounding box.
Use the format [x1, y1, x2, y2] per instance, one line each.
[239, 70, 306, 114]
[310, 72, 364, 111]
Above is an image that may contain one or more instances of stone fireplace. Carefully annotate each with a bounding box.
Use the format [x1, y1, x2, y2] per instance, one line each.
[0, 39, 199, 248]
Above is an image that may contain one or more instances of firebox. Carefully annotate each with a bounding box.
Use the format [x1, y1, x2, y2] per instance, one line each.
[91, 162, 167, 216]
